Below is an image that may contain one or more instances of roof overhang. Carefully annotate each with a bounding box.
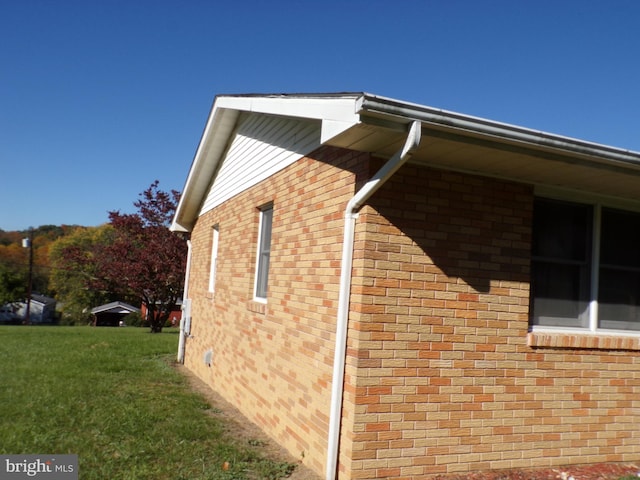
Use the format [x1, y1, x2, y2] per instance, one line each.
[328, 94, 640, 202]
[90, 302, 140, 315]
[171, 93, 363, 232]
[172, 92, 640, 232]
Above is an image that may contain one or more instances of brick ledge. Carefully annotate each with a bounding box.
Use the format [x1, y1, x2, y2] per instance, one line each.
[528, 331, 640, 350]
[246, 301, 266, 315]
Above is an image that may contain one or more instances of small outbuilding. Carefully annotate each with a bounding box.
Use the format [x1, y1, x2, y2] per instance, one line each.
[15, 294, 57, 324]
[90, 301, 139, 327]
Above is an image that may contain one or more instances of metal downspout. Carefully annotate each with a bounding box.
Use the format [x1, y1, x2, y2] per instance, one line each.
[177, 239, 193, 363]
[326, 121, 422, 480]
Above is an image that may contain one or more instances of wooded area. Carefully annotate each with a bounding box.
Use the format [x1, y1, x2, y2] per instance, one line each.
[0, 225, 76, 306]
[0, 182, 187, 330]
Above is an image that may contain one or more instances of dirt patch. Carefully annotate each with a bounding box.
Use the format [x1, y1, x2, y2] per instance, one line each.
[434, 463, 640, 480]
[174, 363, 322, 480]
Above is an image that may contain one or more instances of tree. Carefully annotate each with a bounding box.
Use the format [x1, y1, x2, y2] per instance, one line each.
[50, 181, 187, 332]
[96, 181, 187, 332]
[0, 242, 27, 306]
[0, 227, 56, 307]
[0, 262, 25, 306]
[49, 225, 117, 324]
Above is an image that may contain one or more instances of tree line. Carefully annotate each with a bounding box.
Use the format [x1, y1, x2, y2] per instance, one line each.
[0, 181, 187, 332]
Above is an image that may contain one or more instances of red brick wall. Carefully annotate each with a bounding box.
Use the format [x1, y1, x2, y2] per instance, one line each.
[344, 164, 640, 479]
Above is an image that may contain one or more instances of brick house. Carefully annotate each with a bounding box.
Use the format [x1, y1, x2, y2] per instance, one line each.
[171, 93, 640, 479]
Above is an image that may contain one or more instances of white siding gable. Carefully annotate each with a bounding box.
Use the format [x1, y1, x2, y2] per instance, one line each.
[200, 113, 321, 215]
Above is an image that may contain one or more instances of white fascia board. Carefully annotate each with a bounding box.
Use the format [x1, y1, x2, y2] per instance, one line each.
[215, 94, 363, 143]
[215, 94, 362, 122]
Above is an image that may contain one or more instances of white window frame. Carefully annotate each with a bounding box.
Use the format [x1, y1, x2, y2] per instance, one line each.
[253, 204, 273, 302]
[208, 225, 219, 294]
[531, 189, 640, 337]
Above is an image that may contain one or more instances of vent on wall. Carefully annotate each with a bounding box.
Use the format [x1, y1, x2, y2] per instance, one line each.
[203, 349, 213, 367]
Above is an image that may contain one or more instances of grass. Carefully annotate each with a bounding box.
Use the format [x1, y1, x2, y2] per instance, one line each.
[0, 326, 295, 480]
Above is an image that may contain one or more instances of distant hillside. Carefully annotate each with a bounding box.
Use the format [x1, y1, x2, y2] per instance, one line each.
[0, 225, 83, 245]
[0, 225, 86, 297]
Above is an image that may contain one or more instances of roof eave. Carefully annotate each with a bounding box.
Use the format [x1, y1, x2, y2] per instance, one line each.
[171, 92, 640, 233]
[358, 93, 640, 168]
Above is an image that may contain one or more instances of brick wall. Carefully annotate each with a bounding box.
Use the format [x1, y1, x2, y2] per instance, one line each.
[184, 146, 370, 475]
[185, 147, 640, 480]
[344, 164, 640, 479]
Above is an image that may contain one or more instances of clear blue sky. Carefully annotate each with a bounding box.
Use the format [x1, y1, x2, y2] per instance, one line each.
[2, 0, 640, 231]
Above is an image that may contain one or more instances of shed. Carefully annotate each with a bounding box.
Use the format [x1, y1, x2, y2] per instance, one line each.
[15, 294, 56, 324]
[90, 301, 139, 327]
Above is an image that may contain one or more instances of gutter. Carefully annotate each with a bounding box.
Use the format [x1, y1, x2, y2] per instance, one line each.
[326, 120, 422, 480]
[359, 94, 640, 168]
[177, 239, 193, 363]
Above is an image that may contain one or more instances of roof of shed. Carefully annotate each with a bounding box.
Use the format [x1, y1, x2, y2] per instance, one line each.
[90, 301, 140, 315]
[30, 294, 56, 306]
[172, 92, 640, 232]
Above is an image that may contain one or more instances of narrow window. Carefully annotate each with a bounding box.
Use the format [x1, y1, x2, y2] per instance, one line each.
[254, 205, 273, 301]
[208, 225, 219, 293]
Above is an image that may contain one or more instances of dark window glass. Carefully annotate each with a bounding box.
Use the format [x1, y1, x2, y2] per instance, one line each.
[255, 206, 273, 299]
[598, 269, 640, 331]
[532, 199, 591, 261]
[600, 208, 640, 268]
[530, 199, 592, 328]
[598, 208, 640, 330]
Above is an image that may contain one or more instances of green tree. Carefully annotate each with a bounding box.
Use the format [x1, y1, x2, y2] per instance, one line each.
[48, 225, 117, 324]
[0, 262, 25, 306]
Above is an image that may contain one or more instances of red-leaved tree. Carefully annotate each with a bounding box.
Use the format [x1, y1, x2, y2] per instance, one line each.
[94, 181, 187, 332]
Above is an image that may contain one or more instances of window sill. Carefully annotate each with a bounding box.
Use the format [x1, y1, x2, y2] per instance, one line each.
[527, 331, 640, 351]
[247, 300, 266, 315]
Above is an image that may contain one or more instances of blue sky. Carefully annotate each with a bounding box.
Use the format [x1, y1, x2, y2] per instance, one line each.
[2, 0, 640, 231]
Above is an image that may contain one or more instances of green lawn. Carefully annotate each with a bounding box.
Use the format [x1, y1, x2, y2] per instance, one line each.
[0, 326, 295, 480]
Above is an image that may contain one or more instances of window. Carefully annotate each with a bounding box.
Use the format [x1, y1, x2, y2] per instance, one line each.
[208, 225, 219, 293]
[254, 205, 273, 301]
[531, 197, 640, 332]
[599, 208, 640, 330]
